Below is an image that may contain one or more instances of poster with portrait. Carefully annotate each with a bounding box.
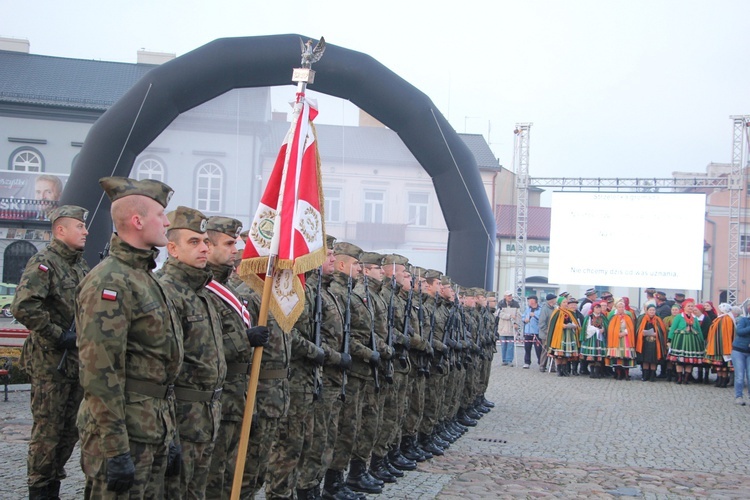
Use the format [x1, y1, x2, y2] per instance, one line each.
[0, 171, 69, 202]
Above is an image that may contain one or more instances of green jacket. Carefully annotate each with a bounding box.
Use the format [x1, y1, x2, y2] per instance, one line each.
[76, 234, 183, 457]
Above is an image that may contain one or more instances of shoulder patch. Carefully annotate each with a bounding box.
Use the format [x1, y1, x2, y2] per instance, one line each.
[102, 289, 118, 301]
[38, 264, 49, 273]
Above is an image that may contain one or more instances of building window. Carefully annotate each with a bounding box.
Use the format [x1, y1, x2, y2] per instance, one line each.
[741, 234, 750, 254]
[135, 158, 165, 181]
[324, 187, 341, 223]
[9, 148, 43, 172]
[195, 162, 223, 213]
[363, 190, 384, 223]
[408, 192, 429, 227]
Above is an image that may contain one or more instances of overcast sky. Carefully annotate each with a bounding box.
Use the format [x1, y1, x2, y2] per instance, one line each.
[3, 0, 749, 183]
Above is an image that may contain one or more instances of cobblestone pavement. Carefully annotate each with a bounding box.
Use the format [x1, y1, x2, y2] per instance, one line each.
[3, 345, 750, 498]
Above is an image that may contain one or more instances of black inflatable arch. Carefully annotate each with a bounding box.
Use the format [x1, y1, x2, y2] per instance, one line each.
[62, 34, 495, 288]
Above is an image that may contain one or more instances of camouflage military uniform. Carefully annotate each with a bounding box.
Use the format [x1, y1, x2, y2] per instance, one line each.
[403, 277, 431, 449]
[418, 291, 449, 445]
[11, 231, 89, 495]
[77, 233, 183, 499]
[265, 271, 323, 499]
[158, 256, 226, 499]
[240, 288, 291, 499]
[205, 262, 254, 499]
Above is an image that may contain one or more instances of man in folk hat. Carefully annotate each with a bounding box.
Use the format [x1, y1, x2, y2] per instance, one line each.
[12, 205, 90, 499]
[157, 206, 228, 499]
[579, 288, 598, 316]
[77, 177, 182, 498]
[205, 217, 269, 498]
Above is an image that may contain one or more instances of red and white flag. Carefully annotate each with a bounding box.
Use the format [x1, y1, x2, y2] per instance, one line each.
[239, 93, 325, 332]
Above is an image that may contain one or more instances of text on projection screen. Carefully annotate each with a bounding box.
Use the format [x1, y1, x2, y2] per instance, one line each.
[547, 192, 706, 290]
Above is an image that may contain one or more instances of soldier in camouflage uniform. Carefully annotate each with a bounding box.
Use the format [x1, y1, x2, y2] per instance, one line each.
[240, 284, 291, 498]
[378, 255, 417, 474]
[11, 205, 90, 499]
[324, 242, 383, 497]
[353, 252, 395, 485]
[205, 217, 269, 499]
[436, 277, 467, 440]
[400, 266, 434, 462]
[157, 206, 227, 499]
[471, 289, 493, 415]
[76, 177, 184, 498]
[456, 289, 479, 428]
[264, 263, 326, 498]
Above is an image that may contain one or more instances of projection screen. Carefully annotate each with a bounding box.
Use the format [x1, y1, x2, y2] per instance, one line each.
[547, 192, 706, 290]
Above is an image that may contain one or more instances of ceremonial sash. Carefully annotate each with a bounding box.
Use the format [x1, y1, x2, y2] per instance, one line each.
[206, 280, 251, 328]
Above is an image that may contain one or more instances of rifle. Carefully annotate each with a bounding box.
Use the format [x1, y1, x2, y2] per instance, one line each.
[399, 273, 415, 368]
[416, 276, 429, 377]
[339, 269, 353, 402]
[312, 267, 323, 401]
[363, 274, 380, 393]
[384, 266, 396, 384]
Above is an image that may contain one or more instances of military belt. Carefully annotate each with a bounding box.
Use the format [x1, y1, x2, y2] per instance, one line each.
[226, 362, 252, 375]
[124, 379, 175, 399]
[259, 368, 289, 380]
[173, 386, 223, 402]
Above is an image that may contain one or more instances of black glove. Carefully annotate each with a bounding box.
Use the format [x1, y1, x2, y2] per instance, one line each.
[339, 352, 352, 370]
[369, 350, 381, 368]
[312, 346, 325, 366]
[246, 326, 270, 347]
[57, 326, 77, 350]
[106, 452, 135, 493]
[165, 441, 182, 477]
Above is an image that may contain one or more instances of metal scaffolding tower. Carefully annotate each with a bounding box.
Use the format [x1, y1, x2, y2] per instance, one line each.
[513, 123, 531, 299]
[727, 115, 750, 304]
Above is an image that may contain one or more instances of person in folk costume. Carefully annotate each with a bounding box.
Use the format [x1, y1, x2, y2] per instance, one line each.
[693, 303, 713, 383]
[703, 301, 718, 322]
[566, 297, 585, 375]
[546, 296, 580, 377]
[621, 297, 638, 324]
[667, 298, 706, 385]
[606, 298, 637, 381]
[661, 302, 682, 381]
[635, 304, 668, 382]
[704, 303, 736, 388]
[580, 301, 609, 379]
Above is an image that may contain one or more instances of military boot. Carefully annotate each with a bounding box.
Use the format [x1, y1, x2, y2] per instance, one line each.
[419, 432, 444, 456]
[323, 469, 364, 500]
[481, 396, 496, 408]
[457, 408, 477, 427]
[382, 453, 404, 477]
[451, 418, 469, 433]
[401, 434, 428, 462]
[369, 455, 397, 484]
[388, 445, 417, 471]
[345, 459, 382, 494]
[466, 406, 482, 420]
[432, 429, 451, 449]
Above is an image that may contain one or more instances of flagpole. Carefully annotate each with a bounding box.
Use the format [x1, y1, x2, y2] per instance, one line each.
[230, 37, 325, 500]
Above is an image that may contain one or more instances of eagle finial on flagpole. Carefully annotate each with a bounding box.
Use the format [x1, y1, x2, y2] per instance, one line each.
[300, 37, 326, 69]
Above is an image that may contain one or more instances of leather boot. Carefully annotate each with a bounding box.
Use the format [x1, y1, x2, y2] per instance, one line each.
[324, 469, 364, 500]
[432, 430, 450, 449]
[457, 408, 477, 427]
[419, 432, 444, 456]
[369, 455, 397, 484]
[452, 418, 469, 433]
[414, 438, 433, 460]
[570, 362, 579, 376]
[466, 407, 482, 420]
[482, 396, 496, 408]
[580, 360, 590, 375]
[345, 459, 382, 494]
[641, 369, 649, 382]
[382, 453, 404, 477]
[723, 376, 732, 388]
[401, 435, 427, 462]
[388, 446, 417, 471]
[438, 423, 457, 443]
[28, 486, 48, 500]
[697, 368, 704, 383]
[474, 403, 490, 414]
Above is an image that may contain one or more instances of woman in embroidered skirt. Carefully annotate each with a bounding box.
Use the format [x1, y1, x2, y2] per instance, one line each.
[635, 304, 668, 382]
[667, 298, 705, 385]
[547, 296, 580, 377]
[662, 303, 682, 381]
[580, 301, 608, 378]
[704, 303, 736, 388]
[606, 298, 637, 380]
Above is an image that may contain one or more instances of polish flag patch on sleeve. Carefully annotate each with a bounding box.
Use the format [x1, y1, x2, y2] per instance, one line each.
[38, 264, 48, 273]
[102, 289, 118, 301]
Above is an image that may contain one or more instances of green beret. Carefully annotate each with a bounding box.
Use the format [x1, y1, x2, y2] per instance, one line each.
[206, 216, 242, 238]
[382, 254, 409, 266]
[359, 251, 384, 266]
[325, 234, 337, 250]
[424, 269, 442, 280]
[49, 205, 88, 224]
[167, 206, 208, 234]
[99, 176, 173, 208]
[333, 241, 362, 259]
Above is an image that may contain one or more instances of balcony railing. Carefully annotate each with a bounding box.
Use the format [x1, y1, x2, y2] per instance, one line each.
[0, 198, 58, 222]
